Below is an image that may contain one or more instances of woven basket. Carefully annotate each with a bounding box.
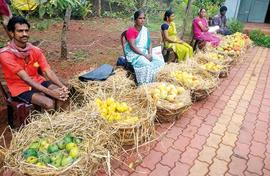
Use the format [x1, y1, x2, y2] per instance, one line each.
[137, 82, 192, 123]
[157, 63, 219, 102]
[94, 90, 156, 147]
[113, 117, 155, 146]
[68, 68, 136, 106]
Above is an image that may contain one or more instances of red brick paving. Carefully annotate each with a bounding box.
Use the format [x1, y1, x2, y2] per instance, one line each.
[111, 47, 270, 176]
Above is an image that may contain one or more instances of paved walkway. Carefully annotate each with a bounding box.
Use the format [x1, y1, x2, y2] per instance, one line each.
[112, 47, 270, 176]
[244, 23, 270, 35]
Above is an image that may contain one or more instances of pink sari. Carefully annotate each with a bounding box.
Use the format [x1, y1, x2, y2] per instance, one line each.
[192, 17, 220, 47]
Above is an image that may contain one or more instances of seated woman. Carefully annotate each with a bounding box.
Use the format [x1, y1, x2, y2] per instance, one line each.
[192, 8, 220, 47]
[161, 10, 193, 61]
[125, 10, 165, 85]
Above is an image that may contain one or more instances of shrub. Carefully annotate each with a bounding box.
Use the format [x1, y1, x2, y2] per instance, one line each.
[250, 30, 270, 48]
[228, 19, 244, 34]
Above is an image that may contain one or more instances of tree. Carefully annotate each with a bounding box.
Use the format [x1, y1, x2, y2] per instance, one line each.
[46, 0, 81, 59]
[60, 6, 72, 59]
[180, 0, 193, 39]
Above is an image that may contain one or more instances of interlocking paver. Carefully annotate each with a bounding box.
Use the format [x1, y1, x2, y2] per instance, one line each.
[212, 122, 227, 136]
[160, 147, 181, 168]
[130, 166, 150, 176]
[182, 125, 198, 139]
[247, 154, 264, 175]
[172, 135, 191, 152]
[166, 126, 183, 140]
[189, 160, 209, 176]
[209, 159, 228, 176]
[206, 133, 222, 149]
[216, 144, 233, 162]
[180, 147, 199, 165]
[250, 141, 266, 158]
[154, 136, 174, 153]
[140, 150, 163, 170]
[197, 124, 213, 137]
[190, 134, 207, 150]
[233, 141, 250, 160]
[149, 164, 170, 176]
[228, 156, 247, 176]
[169, 162, 190, 176]
[115, 47, 270, 176]
[222, 132, 238, 147]
[253, 130, 267, 144]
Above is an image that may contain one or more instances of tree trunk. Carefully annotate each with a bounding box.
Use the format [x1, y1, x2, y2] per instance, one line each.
[180, 0, 193, 39]
[166, 0, 170, 7]
[97, 0, 101, 17]
[60, 6, 72, 60]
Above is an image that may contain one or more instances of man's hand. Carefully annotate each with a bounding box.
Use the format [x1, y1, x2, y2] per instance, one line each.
[50, 88, 69, 101]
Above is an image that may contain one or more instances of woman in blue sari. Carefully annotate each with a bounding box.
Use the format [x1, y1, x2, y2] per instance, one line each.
[125, 10, 165, 85]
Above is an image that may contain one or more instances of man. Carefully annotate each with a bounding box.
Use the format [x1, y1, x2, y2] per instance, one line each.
[212, 6, 231, 36]
[0, 0, 12, 39]
[0, 16, 69, 110]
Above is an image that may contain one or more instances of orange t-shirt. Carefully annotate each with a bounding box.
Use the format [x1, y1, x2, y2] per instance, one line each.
[0, 47, 50, 96]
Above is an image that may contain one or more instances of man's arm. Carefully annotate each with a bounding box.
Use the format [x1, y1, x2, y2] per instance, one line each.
[44, 68, 66, 89]
[17, 70, 66, 101]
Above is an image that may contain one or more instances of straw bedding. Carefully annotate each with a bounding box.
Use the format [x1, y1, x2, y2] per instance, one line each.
[68, 68, 136, 106]
[2, 104, 119, 176]
[91, 88, 156, 147]
[157, 63, 219, 102]
[137, 82, 192, 122]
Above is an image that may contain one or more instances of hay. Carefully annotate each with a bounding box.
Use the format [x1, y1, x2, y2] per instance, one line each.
[68, 68, 136, 106]
[3, 104, 119, 176]
[157, 63, 219, 102]
[194, 53, 230, 78]
[195, 51, 233, 67]
[91, 88, 156, 147]
[137, 82, 192, 123]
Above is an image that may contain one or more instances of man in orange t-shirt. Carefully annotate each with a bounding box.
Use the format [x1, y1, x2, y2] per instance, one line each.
[0, 16, 69, 110]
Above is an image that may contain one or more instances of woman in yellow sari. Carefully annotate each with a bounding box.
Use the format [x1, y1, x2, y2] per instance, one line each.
[161, 10, 193, 61]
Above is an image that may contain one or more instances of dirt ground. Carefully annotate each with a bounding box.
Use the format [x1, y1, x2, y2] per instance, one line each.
[0, 17, 162, 81]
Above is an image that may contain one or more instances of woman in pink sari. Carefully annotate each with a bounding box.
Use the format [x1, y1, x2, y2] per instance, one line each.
[192, 8, 220, 47]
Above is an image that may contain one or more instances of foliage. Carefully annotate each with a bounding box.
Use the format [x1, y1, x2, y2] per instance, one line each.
[227, 19, 244, 34]
[106, 0, 159, 17]
[10, 0, 85, 19]
[192, 0, 226, 18]
[33, 19, 59, 31]
[250, 30, 270, 48]
[71, 0, 92, 19]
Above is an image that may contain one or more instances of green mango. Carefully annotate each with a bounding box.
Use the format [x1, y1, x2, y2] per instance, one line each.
[63, 134, 73, 144]
[47, 144, 59, 153]
[29, 141, 40, 149]
[61, 155, 74, 166]
[39, 154, 51, 164]
[51, 152, 63, 167]
[73, 137, 82, 144]
[39, 139, 49, 152]
[56, 140, 66, 150]
[23, 148, 38, 159]
[26, 156, 38, 164]
[69, 147, 79, 159]
[65, 143, 77, 152]
[51, 158, 62, 168]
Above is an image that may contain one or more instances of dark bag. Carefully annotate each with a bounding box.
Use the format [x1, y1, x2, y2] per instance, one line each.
[78, 64, 114, 82]
[116, 56, 126, 67]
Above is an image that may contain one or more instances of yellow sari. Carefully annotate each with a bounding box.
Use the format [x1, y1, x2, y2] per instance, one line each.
[164, 22, 193, 61]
